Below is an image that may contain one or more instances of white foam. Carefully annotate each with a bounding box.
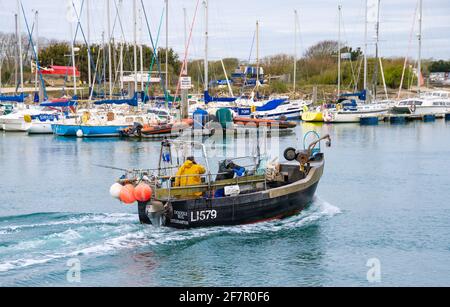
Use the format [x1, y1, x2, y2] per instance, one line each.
[0, 213, 136, 233]
[0, 198, 341, 273]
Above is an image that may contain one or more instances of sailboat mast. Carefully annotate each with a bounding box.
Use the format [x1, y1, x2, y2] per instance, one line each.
[133, 0, 138, 94]
[119, 0, 124, 93]
[337, 5, 341, 97]
[183, 7, 188, 75]
[34, 10, 39, 94]
[363, 0, 368, 91]
[417, 0, 423, 93]
[17, 0, 24, 94]
[14, 13, 18, 89]
[86, 0, 92, 92]
[139, 7, 144, 92]
[165, 0, 169, 92]
[70, 19, 77, 96]
[256, 20, 260, 89]
[204, 0, 208, 93]
[106, 0, 113, 98]
[293, 10, 298, 94]
[373, 0, 381, 100]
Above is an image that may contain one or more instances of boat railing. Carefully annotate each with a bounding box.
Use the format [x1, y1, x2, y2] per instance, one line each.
[150, 171, 267, 201]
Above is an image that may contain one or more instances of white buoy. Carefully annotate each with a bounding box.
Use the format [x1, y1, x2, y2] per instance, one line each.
[109, 183, 123, 199]
[76, 129, 84, 138]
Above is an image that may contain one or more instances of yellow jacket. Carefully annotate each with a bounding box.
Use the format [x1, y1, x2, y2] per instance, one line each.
[174, 160, 206, 187]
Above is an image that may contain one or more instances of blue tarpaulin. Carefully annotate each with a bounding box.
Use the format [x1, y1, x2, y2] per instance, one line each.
[256, 99, 287, 112]
[204, 91, 237, 104]
[0, 93, 28, 103]
[94, 93, 138, 107]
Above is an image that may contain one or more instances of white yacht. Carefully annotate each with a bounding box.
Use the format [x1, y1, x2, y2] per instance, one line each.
[252, 99, 311, 120]
[391, 91, 450, 116]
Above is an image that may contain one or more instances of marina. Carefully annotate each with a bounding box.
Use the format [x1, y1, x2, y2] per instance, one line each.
[0, 0, 450, 290]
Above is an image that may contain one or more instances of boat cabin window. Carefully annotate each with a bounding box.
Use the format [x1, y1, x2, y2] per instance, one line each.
[399, 101, 423, 106]
[433, 101, 446, 106]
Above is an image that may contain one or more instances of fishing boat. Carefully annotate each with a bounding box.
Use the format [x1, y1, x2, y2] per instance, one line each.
[108, 132, 331, 228]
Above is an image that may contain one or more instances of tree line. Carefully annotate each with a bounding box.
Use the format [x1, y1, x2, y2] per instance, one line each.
[1, 32, 447, 95]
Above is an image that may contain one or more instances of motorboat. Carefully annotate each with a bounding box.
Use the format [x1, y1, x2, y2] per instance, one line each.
[391, 91, 450, 116]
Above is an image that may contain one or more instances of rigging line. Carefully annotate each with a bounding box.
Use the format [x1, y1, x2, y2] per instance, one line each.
[398, 0, 419, 99]
[19, 3, 48, 100]
[144, 7, 165, 100]
[173, 0, 202, 102]
[71, 0, 101, 91]
[113, 0, 127, 43]
[241, 29, 256, 93]
[340, 9, 358, 92]
[140, 0, 167, 102]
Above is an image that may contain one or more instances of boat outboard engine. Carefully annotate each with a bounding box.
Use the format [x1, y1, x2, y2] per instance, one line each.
[130, 122, 144, 136]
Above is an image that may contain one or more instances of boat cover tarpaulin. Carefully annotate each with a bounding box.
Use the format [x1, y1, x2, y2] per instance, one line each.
[256, 99, 287, 112]
[40, 65, 81, 77]
[40, 100, 78, 108]
[204, 91, 237, 104]
[94, 94, 138, 107]
[0, 93, 28, 103]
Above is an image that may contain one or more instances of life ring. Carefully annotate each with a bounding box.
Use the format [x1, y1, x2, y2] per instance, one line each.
[336, 104, 343, 111]
[409, 104, 417, 114]
[24, 114, 32, 123]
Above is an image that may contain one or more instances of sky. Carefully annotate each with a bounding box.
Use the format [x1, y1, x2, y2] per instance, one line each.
[0, 0, 449, 61]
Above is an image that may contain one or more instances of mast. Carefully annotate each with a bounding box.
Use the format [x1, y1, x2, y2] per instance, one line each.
[293, 10, 298, 94]
[17, 0, 24, 94]
[417, 0, 423, 93]
[165, 0, 169, 93]
[86, 0, 92, 92]
[106, 0, 113, 98]
[372, 0, 381, 100]
[133, 0, 138, 94]
[70, 16, 77, 96]
[203, 0, 208, 93]
[119, 0, 124, 94]
[139, 7, 144, 92]
[337, 5, 341, 97]
[256, 20, 260, 89]
[14, 13, 18, 90]
[183, 7, 188, 75]
[34, 10, 39, 94]
[363, 0, 368, 91]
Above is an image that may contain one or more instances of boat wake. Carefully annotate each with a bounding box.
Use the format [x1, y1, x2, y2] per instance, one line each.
[0, 197, 340, 273]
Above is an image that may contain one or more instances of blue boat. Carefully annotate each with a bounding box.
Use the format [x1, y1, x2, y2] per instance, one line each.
[52, 124, 80, 136]
[79, 125, 130, 137]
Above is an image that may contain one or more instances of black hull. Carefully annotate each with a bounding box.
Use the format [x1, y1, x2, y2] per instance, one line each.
[138, 161, 324, 229]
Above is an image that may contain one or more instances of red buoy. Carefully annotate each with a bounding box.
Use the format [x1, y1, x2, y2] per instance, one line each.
[120, 184, 137, 204]
[134, 183, 153, 203]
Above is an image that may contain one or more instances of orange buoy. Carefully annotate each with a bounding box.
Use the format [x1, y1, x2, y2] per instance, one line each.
[120, 184, 137, 204]
[134, 183, 153, 202]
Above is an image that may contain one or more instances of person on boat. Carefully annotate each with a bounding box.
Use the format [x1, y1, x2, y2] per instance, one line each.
[174, 157, 206, 188]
